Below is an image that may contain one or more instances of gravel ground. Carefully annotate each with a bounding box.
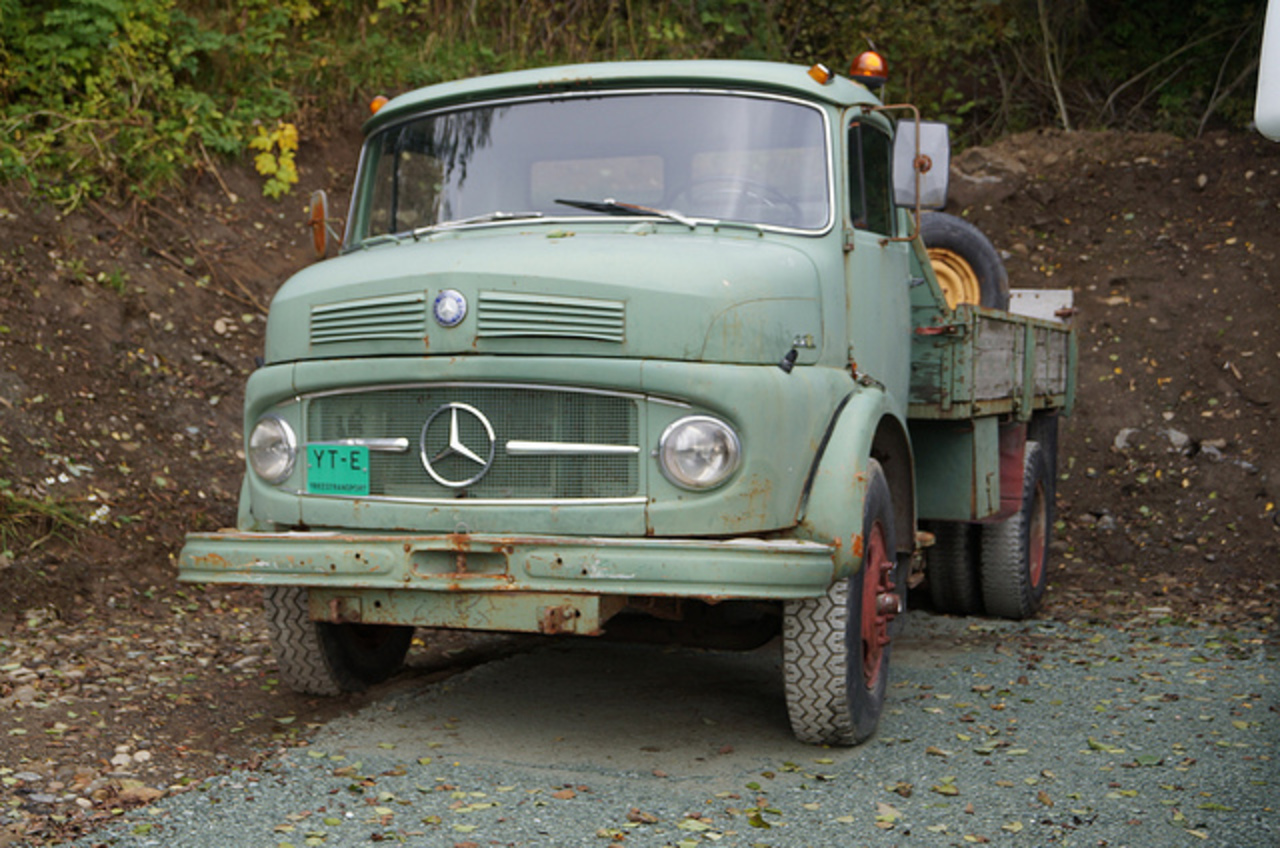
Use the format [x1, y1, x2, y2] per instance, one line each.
[68, 613, 1276, 848]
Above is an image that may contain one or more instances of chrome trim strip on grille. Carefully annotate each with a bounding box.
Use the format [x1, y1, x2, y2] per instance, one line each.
[505, 440, 640, 456]
[308, 438, 410, 453]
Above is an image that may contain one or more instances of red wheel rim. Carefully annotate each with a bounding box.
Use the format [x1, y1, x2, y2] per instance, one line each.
[1028, 481, 1047, 587]
[860, 520, 895, 690]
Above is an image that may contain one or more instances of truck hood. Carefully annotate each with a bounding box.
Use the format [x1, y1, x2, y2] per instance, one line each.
[264, 228, 823, 366]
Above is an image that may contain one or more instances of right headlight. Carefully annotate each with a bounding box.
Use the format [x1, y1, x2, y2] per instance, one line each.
[658, 415, 742, 490]
[248, 414, 297, 485]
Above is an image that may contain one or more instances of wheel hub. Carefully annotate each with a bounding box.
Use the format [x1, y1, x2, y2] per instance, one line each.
[860, 521, 898, 690]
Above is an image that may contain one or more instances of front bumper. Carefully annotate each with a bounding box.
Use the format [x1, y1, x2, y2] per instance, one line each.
[179, 530, 837, 635]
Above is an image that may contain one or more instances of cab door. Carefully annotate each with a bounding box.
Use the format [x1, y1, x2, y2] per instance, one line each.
[844, 116, 913, 412]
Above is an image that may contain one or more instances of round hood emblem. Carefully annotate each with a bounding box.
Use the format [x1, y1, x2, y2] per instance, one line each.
[419, 403, 495, 488]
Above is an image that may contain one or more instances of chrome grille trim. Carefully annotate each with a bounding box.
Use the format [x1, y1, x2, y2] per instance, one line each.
[310, 292, 427, 344]
[308, 438, 410, 453]
[477, 291, 625, 342]
[505, 440, 640, 456]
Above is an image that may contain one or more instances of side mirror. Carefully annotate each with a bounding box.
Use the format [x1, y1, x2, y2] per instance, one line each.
[308, 190, 343, 259]
[893, 120, 950, 210]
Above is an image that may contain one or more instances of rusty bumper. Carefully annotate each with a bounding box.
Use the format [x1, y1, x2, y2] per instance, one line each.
[179, 530, 836, 635]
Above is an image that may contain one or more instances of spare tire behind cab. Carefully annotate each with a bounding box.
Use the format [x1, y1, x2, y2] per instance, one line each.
[919, 211, 1010, 311]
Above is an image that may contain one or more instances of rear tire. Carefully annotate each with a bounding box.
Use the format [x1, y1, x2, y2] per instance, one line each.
[924, 520, 983, 615]
[264, 586, 414, 695]
[783, 461, 898, 745]
[979, 441, 1051, 619]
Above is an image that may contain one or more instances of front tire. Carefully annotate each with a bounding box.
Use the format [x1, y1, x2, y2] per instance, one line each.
[783, 461, 898, 745]
[264, 586, 414, 695]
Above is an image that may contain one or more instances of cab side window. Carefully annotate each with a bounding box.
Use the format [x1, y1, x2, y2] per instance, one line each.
[848, 122, 894, 236]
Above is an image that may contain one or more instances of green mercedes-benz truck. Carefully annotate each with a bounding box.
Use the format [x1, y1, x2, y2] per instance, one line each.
[180, 57, 1076, 746]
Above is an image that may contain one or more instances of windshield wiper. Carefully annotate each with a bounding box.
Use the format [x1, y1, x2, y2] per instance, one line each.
[555, 198, 696, 229]
[408, 210, 544, 240]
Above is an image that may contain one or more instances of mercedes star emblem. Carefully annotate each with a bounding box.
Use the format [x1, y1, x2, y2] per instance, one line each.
[419, 402, 496, 488]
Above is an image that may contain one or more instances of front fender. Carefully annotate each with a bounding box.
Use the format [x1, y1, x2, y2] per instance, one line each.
[793, 387, 896, 580]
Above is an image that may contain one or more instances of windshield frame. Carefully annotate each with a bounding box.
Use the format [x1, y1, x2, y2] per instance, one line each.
[342, 87, 835, 251]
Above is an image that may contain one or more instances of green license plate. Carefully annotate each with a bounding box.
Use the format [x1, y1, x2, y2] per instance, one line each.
[306, 445, 370, 496]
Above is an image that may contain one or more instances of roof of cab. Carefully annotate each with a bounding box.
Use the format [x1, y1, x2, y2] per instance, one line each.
[363, 59, 880, 135]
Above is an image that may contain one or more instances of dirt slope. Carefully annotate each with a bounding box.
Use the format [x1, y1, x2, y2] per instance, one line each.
[952, 129, 1279, 625]
[0, 127, 1276, 844]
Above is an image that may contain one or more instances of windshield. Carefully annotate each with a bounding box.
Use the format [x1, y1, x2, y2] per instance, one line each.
[350, 91, 831, 243]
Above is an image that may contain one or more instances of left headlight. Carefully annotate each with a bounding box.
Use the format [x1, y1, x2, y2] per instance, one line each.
[248, 414, 297, 484]
[658, 415, 742, 490]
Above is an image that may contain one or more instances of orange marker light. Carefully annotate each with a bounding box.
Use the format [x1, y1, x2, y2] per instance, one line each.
[808, 63, 834, 85]
[369, 95, 389, 115]
[850, 50, 888, 90]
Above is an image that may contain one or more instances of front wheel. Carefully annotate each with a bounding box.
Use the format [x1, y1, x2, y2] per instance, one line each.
[783, 461, 899, 745]
[264, 586, 414, 695]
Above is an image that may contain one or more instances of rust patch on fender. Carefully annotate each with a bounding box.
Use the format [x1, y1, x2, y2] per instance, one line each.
[851, 533, 864, 558]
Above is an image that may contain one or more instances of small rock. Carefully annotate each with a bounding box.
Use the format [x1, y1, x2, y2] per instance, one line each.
[132, 750, 152, 764]
[110, 753, 132, 769]
[1113, 428, 1140, 451]
[1096, 515, 1119, 532]
[1161, 428, 1190, 451]
[1196, 173, 1209, 189]
[117, 784, 164, 804]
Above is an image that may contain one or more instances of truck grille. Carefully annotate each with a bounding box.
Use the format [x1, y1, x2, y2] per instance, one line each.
[307, 385, 639, 500]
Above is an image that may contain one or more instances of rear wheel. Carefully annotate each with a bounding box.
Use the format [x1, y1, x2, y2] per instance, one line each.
[264, 586, 414, 695]
[923, 520, 983, 615]
[980, 441, 1051, 619]
[783, 461, 899, 745]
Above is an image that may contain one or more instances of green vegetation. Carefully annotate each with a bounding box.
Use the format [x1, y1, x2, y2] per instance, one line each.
[0, 486, 84, 558]
[0, 0, 1266, 208]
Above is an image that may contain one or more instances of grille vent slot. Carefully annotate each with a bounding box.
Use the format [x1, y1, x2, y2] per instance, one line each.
[477, 291, 625, 342]
[311, 292, 427, 345]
